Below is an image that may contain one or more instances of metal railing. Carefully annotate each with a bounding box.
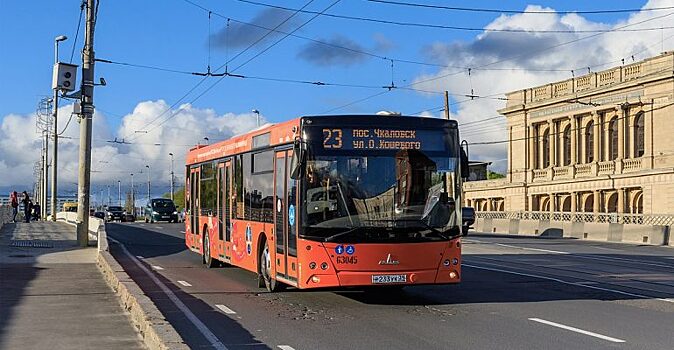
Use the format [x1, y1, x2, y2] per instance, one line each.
[475, 210, 674, 226]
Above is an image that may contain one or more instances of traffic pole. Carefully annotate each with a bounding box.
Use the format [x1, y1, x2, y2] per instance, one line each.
[76, 0, 97, 247]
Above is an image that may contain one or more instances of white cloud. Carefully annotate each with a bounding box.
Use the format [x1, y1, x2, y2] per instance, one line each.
[413, 0, 674, 172]
[0, 100, 262, 197]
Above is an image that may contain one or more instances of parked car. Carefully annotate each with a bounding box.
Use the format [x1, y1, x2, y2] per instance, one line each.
[105, 206, 124, 222]
[144, 198, 179, 223]
[93, 211, 105, 219]
[461, 207, 475, 236]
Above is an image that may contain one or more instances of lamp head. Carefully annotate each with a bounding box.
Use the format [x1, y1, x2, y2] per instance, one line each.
[55, 35, 68, 42]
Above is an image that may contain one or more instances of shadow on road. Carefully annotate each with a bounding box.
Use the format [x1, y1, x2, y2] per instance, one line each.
[107, 224, 271, 349]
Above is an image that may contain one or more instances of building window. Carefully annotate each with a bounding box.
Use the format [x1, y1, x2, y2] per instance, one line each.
[542, 129, 550, 168]
[585, 121, 594, 163]
[634, 113, 645, 157]
[609, 117, 619, 161]
[563, 125, 571, 166]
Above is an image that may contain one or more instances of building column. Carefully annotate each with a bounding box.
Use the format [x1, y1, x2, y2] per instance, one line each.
[618, 189, 625, 214]
[529, 124, 536, 171]
[570, 117, 577, 165]
[592, 112, 600, 163]
[593, 190, 600, 214]
[549, 193, 555, 212]
[618, 108, 625, 159]
[628, 117, 635, 159]
[570, 191, 577, 212]
[603, 113, 610, 161]
[549, 119, 557, 167]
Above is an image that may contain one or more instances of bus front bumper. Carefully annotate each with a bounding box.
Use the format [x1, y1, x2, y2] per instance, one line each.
[302, 268, 461, 288]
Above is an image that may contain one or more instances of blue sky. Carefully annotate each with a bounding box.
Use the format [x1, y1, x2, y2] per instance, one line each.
[1, 0, 672, 197]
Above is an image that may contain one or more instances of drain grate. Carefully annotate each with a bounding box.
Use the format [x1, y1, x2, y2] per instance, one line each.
[9, 240, 54, 248]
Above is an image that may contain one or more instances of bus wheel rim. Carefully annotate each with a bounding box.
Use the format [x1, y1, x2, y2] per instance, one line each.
[263, 244, 271, 280]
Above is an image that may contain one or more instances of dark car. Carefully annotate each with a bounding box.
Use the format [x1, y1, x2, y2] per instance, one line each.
[93, 211, 105, 219]
[144, 198, 179, 223]
[461, 207, 475, 236]
[105, 206, 124, 222]
[122, 212, 135, 222]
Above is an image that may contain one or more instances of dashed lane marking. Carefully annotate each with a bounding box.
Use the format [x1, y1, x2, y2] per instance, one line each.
[177, 280, 192, 287]
[108, 237, 228, 350]
[135, 255, 144, 259]
[463, 263, 674, 304]
[180, 231, 186, 234]
[152, 265, 164, 270]
[278, 346, 296, 350]
[528, 318, 626, 343]
[215, 304, 237, 315]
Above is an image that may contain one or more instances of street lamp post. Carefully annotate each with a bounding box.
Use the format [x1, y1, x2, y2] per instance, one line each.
[145, 165, 150, 203]
[130, 173, 134, 216]
[118, 180, 121, 206]
[252, 109, 260, 127]
[51, 35, 67, 221]
[169, 153, 174, 201]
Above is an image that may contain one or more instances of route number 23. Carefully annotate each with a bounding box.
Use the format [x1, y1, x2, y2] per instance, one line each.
[323, 128, 343, 149]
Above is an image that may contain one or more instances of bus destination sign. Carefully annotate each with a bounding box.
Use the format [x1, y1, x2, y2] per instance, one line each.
[320, 127, 447, 152]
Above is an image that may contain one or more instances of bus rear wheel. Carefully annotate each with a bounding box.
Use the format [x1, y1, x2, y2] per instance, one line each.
[203, 230, 217, 268]
[258, 239, 279, 292]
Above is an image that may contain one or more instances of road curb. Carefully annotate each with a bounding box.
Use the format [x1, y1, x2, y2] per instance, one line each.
[97, 226, 189, 350]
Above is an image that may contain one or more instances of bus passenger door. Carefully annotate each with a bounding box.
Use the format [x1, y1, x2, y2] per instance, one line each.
[220, 160, 232, 261]
[189, 167, 200, 250]
[274, 150, 299, 282]
[274, 152, 287, 278]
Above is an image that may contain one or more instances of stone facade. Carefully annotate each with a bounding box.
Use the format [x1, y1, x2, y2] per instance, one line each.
[464, 51, 674, 215]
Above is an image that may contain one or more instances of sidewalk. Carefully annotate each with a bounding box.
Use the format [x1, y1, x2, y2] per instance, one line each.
[0, 221, 144, 349]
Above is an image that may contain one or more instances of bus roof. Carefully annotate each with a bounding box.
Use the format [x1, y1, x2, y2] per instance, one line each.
[186, 117, 300, 165]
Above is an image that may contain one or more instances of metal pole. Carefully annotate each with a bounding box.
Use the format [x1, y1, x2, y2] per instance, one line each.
[169, 153, 174, 201]
[146, 165, 150, 203]
[50, 73, 59, 221]
[107, 185, 110, 206]
[42, 131, 49, 218]
[118, 180, 121, 206]
[76, 0, 96, 247]
[131, 173, 134, 216]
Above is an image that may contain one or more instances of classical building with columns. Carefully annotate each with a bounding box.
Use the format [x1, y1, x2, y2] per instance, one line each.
[464, 51, 674, 216]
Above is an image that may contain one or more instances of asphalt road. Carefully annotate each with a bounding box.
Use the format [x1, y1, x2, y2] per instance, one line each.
[106, 223, 674, 350]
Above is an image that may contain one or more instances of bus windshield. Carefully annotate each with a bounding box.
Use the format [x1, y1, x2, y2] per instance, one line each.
[301, 146, 461, 243]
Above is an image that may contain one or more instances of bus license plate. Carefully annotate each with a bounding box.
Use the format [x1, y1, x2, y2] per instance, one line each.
[371, 274, 406, 284]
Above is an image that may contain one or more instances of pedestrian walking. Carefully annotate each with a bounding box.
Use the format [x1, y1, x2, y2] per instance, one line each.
[21, 191, 31, 223]
[10, 191, 19, 223]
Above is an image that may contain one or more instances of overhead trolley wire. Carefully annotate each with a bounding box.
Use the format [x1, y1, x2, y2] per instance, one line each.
[366, 0, 674, 15]
[234, 0, 674, 34]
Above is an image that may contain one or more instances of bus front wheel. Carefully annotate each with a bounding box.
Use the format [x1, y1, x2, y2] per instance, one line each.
[258, 239, 279, 292]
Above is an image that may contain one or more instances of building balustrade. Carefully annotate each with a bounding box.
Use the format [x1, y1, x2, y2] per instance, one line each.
[623, 157, 643, 172]
[532, 168, 550, 182]
[597, 160, 615, 175]
[552, 166, 571, 179]
[475, 211, 674, 226]
[574, 163, 592, 177]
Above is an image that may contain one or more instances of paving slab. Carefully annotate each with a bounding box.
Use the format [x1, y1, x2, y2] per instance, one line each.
[0, 221, 144, 349]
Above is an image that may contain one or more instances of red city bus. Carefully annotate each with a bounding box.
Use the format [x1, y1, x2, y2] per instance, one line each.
[185, 115, 468, 291]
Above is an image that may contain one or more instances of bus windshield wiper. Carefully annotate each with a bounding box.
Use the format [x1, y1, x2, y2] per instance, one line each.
[323, 227, 362, 242]
[365, 218, 450, 240]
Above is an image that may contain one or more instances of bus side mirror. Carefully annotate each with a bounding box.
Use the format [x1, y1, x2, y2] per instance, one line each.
[460, 148, 469, 179]
[290, 139, 305, 180]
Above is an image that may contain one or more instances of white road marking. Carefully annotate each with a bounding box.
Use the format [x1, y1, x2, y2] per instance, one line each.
[108, 237, 228, 350]
[139, 224, 146, 227]
[215, 304, 237, 314]
[463, 263, 674, 304]
[155, 226, 164, 229]
[493, 243, 569, 255]
[528, 318, 626, 343]
[152, 265, 164, 270]
[135, 255, 144, 259]
[278, 346, 296, 350]
[177, 280, 192, 287]
[468, 239, 674, 269]
[180, 230, 186, 234]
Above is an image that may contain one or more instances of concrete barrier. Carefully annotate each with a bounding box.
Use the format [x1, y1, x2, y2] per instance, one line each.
[96, 220, 188, 349]
[55, 211, 100, 243]
[0, 206, 12, 230]
[474, 216, 671, 246]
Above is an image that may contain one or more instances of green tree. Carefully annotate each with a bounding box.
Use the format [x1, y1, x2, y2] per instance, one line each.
[163, 186, 185, 211]
[487, 170, 506, 179]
